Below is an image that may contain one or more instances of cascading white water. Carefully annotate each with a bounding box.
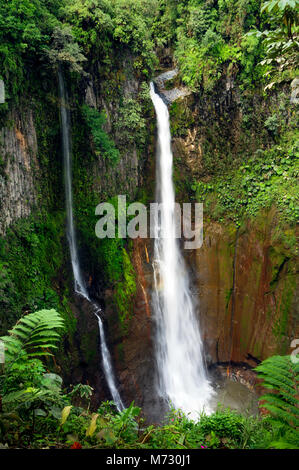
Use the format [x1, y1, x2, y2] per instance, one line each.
[58, 70, 124, 412]
[150, 82, 213, 419]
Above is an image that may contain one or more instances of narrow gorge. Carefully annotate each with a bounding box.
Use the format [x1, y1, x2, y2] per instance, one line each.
[58, 69, 124, 412]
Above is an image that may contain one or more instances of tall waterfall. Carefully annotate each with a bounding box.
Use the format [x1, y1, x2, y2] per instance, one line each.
[150, 82, 213, 418]
[58, 70, 124, 412]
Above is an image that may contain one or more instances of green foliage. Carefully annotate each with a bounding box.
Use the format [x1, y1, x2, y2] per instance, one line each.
[55, 400, 142, 448]
[151, 0, 179, 47]
[171, 0, 296, 91]
[192, 141, 299, 225]
[46, 25, 87, 73]
[261, 0, 298, 36]
[174, 0, 266, 91]
[64, 0, 159, 74]
[169, 99, 194, 137]
[115, 98, 147, 147]
[0, 0, 161, 99]
[98, 237, 124, 284]
[198, 409, 245, 442]
[0, 212, 67, 332]
[112, 0, 157, 72]
[82, 104, 120, 165]
[0, 0, 69, 96]
[0, 343, 297, 450]
[69, 384, 94, 410]
[1, 358, 47, 396]
[1, 395, 296, 449]
[0, 309, 65, 362]
[0, 310, 67, 442]
[114, 248, 137, 328]
[264, 113, 280, 134]
[69, 383, 94, 401]
[63, 0, 115, 54]
[255, 356, 299, 426]
[97, 235, 136, 329]
[92, 195, 137, 329]
[255, 355, 299, 448]
[2, 373, 65, 419]
[239, 32, 266, 87]
[247, 0, 299, 88]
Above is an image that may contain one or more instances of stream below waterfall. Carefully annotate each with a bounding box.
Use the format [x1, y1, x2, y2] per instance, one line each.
[211, 379, 258, 416]
[142, 371, 258, 425]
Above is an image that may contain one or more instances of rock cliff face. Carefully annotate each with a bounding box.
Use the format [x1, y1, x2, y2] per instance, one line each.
[0, 108, 39, 234]
[0, 56, 147, 236]
[82, 71, 143, 199]
[104, 238, 155, 412]
[192, 215, 298, 366]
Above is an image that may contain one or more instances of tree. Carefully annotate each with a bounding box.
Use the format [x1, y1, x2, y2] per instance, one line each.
[248, 0, 299, 88]
[46, 25, 87, 73]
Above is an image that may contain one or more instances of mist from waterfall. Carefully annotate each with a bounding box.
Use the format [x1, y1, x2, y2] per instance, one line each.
[150, 82, 213, 419]
[58, 70, 124, 412]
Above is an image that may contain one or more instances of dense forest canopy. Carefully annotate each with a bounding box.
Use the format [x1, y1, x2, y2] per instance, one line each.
[0, 0, 298, 98]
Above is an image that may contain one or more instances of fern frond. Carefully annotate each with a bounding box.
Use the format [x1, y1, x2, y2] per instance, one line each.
[257, 374, 295, 396]
[260, 394, 299, 417]
[270, 440, 298, 449]
[2, 388, 40, 406]
[262, 404, 299, 427]
[260, 391, 298, 407]
[257, 363, 294, 384]
[0, 309, 65, 363]
[255, 355, 299, 432]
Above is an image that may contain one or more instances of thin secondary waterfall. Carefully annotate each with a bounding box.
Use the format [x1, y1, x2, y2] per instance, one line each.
[150, 82, 213, 418]
[58, 70, 124, 412]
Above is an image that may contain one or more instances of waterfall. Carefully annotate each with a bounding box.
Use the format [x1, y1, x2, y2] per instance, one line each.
[150, 82, 213, 419]
[58, 70, 124, 412]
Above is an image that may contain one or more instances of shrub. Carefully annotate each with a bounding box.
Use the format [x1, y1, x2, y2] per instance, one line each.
[82, 104, 120, 165]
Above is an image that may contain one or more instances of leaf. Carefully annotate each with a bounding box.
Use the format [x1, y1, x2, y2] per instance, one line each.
[34, 409, 47, 417]
[264, 82, 276, 90]
[100, 428, 117, 445]
[270, 440, 298, 449]
[50, 406, 64, 420]
[86, 413, 99, 437]
[2, 388, 39, 405]
[0, 309, 65, 363]
[60, 405, 72, 425]
[42, 373, 63, 388]
[255, 355, 299, 431]
[98, 416, 108, 428]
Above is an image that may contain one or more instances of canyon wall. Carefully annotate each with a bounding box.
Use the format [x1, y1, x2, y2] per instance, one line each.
[0, 60, 297, 412]
[0, 109, 39, 235]
[193, 215, 298, 366]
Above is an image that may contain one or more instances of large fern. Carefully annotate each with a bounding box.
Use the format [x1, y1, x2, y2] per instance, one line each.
[0, 309, 65, 363]
[255, 355, 299, 448]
